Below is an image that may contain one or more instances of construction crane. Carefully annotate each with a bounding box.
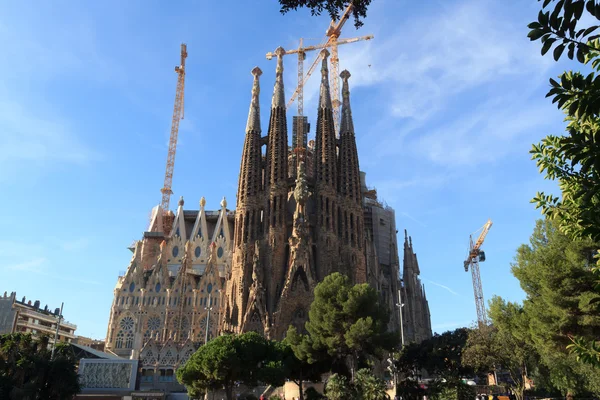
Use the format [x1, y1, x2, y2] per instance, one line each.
[266, 3, 373, 134]
[463, 219, 493, 326]
[160, 43, 187, 212]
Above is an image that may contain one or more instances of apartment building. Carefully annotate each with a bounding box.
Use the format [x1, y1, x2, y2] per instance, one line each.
[0, 291, 77, 344]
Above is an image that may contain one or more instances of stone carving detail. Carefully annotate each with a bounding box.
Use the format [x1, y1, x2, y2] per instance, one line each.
[241, 241, 271, 337]
[80, 362, 133, 389]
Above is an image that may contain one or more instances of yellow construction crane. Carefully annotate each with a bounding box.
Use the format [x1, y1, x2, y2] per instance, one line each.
[266, 3, 373, 134]
[463, 219, 493, 325]
[160, 43, 187, 212]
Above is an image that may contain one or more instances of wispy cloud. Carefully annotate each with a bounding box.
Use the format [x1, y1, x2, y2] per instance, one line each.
[6, 257, 47, 272]
[425, 279, 459, 296]
[297, 0, 554, 172]
[0, 96, 99, 180]
[400, 212, 427, 227]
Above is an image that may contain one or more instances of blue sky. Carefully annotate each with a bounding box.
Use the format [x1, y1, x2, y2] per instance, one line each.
[0, 0, 574, 339]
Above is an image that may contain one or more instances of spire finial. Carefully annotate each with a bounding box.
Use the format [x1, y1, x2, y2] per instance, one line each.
[221, 196, 227, 209]
[272, 47, 286, 108]
[178, 196, 184, 207]
[200, 196, 206, 208]
[409, 236, 413, 247]
[404, 229, 408, 240]
[319, 49, 332, 109]
[339, 69, 354, 134]
[246, 67, 262, 133]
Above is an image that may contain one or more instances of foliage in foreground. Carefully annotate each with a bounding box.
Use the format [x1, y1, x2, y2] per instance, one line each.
[395, 328, 473, 400]
[177, 332, 283, 400]
[287, 272, 397, 380]
[278, 0, 373, 28]
[464, 220, 600, 397]
[527, 0, 600, 367]
[0, 333, 80, 400]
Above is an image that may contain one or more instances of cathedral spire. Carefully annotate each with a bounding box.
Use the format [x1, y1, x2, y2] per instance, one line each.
[272, 47, 285, 108]
[339, 70, 354, 135]
[314, 49, 337, 187]
[319, 49, 333, 110]
[265, 46, 288, 188]
[337, 69, 361, 204]
[236, 68, 264, 208]
[246, 67, 262, 133]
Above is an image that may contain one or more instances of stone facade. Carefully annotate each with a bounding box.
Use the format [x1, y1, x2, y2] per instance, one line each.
[104, 49, 432, 380]
[104, 197, 233, 386]
[220, 49, 431, 341]
[400, 232, 432, 343]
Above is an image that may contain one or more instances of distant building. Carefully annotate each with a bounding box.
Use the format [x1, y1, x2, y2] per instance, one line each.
[74, 335, 106, 352]
[0, 291, 77, 344]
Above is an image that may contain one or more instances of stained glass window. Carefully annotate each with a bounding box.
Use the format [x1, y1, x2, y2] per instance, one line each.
[120, 316, 134, 331]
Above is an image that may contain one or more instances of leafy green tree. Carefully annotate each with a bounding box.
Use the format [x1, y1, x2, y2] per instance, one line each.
[177, 332, 283, 400]
[324, 373, 352, 400]
[509, 219, 600, 395]
[276, 336, 328, 400]
[305, 386, 326, 400]
[278, 0, 372, 28]
[354, 368, 388, 400]
[527, 0, 600, 367]
[395, 328, 473, 400]
[291, 273, 397, 379]
[462, 323, 530, 400]
[0, 333, 80, 400]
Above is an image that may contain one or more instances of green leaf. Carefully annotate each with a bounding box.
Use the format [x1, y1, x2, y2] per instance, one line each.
[554, 43, 567, 60]
[542, 37, 557, 55]
[577, 47, 586, 62]
[583, 25, 599, 36]
[569, 41, 576, 59]
[528, 29, 547, 41]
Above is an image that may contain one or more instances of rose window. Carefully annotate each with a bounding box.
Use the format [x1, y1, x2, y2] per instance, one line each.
[120, 316, 134, 331]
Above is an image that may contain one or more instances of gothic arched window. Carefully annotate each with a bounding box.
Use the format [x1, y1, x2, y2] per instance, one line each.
[115, 331, 124, 348]
[125, 332, 134, 349]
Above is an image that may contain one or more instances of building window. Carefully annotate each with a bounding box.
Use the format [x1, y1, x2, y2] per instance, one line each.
[159, 369, 174, 382]
[115, 331, 124, 348]
[141, 369, 154, 382]
[125, 332, 134, 349]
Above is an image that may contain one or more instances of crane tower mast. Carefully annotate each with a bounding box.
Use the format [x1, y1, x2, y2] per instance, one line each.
[464, 219, 493, 325]
[160, 43, 187, 212]
[266, 3, 373, 135]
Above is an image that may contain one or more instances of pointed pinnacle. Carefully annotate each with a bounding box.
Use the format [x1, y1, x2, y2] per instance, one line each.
[246, 67, 262, 133]
[339, 69, 354, 134]
[272, 47, 286, 108]
[319, 49, 332, 109]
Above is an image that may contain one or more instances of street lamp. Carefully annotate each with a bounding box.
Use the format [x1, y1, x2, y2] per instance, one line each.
[396, 289, 405, 348]
[204, 292, 214, 345]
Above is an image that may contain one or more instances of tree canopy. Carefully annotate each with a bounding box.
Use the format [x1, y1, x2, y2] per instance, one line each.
[509, 219, 600, 395]
[275, 338, 328, 400]
[278, 0, 372, 28]
[287, 272, 396, 379]
[177, 332, 283, 400]
[462, 300, 537, 400]
[527, 0, 600, 367]
[395, 328, 473, 400]
[0, 333, 80, 400]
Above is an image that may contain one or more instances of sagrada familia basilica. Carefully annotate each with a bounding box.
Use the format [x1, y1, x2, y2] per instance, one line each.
[104, 48, 431, 385]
